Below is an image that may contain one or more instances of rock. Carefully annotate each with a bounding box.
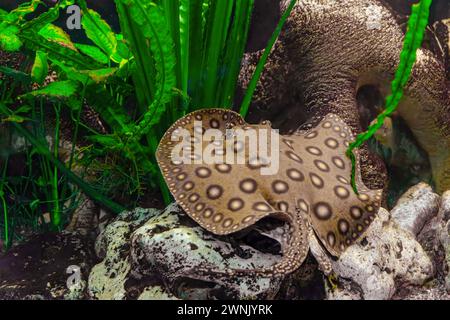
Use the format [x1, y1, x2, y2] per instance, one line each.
[392, 282, 450, 300]
[65, 279, 87, 300]
[88, 204, 291, 300]
[88, 208, 159, 300]
[435, 192, 450, 293]
[130, 203, 283, 300]
[88, 184, 447, 300]
[88, 220, 132, 300]
[329, 207, 434, 300]
[391, 183, 440, 236]
[138, 286, 179, 300]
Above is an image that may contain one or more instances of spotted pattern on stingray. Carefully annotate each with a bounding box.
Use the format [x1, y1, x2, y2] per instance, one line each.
[196, 167, 212, 178]
[286, 151, 303, 163]
[215, 163, 232, 174]
[156, 109, 383, 276]
[287, 169, 304, 181]
[206, 185, 223, 200]
[272, 180, 289, 194]
[325, 138, 339, 149]
[314, 160, 330, 172]
[306, 146, 322, 156]
[309, 173, 324, 189]
[240, 178, 258, 193]
[313, 202, 333, 220]
[228, 198, 245, 211]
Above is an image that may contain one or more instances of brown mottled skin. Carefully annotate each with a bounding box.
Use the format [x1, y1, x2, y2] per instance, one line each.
[239, 0, 450, 192]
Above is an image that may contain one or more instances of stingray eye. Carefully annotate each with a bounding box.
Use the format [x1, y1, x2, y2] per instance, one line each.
[410, 164, 421, 173]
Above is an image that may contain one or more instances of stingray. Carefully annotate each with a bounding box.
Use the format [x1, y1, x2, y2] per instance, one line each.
[156, 109, 383, 277]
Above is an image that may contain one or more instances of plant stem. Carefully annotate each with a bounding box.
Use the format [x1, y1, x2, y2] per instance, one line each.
[51, 103, 61, 229]
[1, 155, 9, 250]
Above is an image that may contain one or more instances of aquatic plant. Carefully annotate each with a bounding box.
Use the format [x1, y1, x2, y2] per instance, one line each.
[0, 0, 264, 247]
[346, 0, 433, 193]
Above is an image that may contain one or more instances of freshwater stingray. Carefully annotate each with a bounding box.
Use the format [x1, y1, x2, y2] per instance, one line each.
[156, 109, 383, 277]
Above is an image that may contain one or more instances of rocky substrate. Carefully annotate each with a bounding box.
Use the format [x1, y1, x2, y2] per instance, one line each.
[87, 183, 449, 300]
[0, 183, 449, 300]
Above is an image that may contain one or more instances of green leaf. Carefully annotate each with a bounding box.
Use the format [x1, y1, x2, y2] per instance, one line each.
[86, 67, 117, 83]
[30, 199, 40, 211]
[75, 43, 109, 64]
[115, 34, 132, 64]
[38, 24, 77, 51]
[1, 114, 30, 123]
[20, 31, 101, 69]
[3, 0, 41, 24]
[79, 2, 117, 59]
[14, 105, 32, 114]
[0, 66, 31, 84]
[85, 85, 133, 133]
[52, 61, 90, 84]
[24, 80, 79, 99]
[0, 24, 22, 52]
[88, 134, 120, 148]
[52, 60, 117, 84]
[31, 51, 48, 84]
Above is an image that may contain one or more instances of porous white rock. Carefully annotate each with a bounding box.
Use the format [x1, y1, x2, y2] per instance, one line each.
[329, 207, 434, 300]
[391, 183, 440, 236]
[88, 185, 445, 300]
[436, 192, 450, 293]
[130, 203, 283, 299]
[88, 208, 159, 300]
[138, 286, 179, 300]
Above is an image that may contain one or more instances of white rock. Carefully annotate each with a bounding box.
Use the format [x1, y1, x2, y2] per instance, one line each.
[88, 208, 160, 300]
[130, 203, 282, 299]
[88, 220, 132, 300]
[391, 183, 440, 236]
[437, 192, 450, 293]
[138, 286, 179, 300]
[330, 207, 434, 300]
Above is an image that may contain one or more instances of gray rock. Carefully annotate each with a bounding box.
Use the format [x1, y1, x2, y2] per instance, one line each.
[329, 207, 434, 300]
[138, 286, 179, 300]
[88, 220, 132, 300]
[130, 203, 282, 299]
[436, 192, 450, 293]
[88, 208, 160, 300]
[88, 205, 284, 299]
[88, 184, 446, 300]
[391, 183, 441, 236]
